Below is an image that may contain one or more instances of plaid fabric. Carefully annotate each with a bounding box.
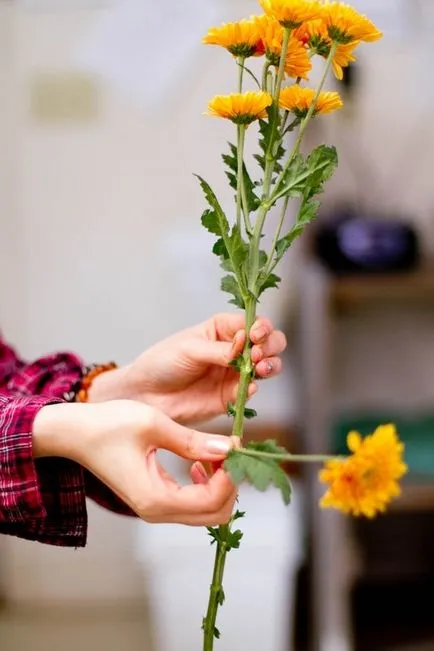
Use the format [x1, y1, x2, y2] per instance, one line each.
[0, 337, 133, 547]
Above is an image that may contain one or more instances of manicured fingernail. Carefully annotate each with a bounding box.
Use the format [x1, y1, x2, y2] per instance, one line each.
[196, 463, 208, 481]
[205, 437, 232, 456]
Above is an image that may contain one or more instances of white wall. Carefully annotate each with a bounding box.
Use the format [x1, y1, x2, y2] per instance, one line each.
[0, 0, 295, 603]
[2, 0, 434, 603]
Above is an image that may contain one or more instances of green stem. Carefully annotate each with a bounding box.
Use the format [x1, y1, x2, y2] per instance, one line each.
[236, 125, 244, 232]
[232, 295, 257, 439]
[271, 42, 337, 203]
[262, 60, 271, 92]
[264, 195, 289, 277]
[202, 297, 256, 651]
[274, 28, 291, 98]
[236, 126, 252, 236]
[238, 56, 245, 92]
[203, 540, 228, 651]
[237, 449, 337, 463]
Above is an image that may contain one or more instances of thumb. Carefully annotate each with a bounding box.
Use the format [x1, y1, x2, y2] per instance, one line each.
[153, 413, 233, 461]
[185, 338, 235, 368]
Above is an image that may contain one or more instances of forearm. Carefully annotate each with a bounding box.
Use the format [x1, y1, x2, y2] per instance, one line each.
[0, 396, 87, 547]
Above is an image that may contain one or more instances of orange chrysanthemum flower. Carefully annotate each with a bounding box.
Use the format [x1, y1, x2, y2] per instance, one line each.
[254, 15, 311, 79]
[294, 19, 357, 79]
[279, 85, 342, 117]
[203, 19, 263, 58]
[319, 424, 408, 518]
[207, 91, 273, 125]
[259, 0, 322, 29]
[321, 2, 383, 44]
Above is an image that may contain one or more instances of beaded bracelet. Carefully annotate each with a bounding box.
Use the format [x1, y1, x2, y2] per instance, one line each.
[63, 362, 118, 403]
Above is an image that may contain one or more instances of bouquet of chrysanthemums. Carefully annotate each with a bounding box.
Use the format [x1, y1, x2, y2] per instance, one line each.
[195, 2, 407, 649]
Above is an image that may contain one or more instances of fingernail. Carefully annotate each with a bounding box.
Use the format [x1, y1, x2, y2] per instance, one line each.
[196, 463, 209, 481]
[264, 361, 273, 375]
[252, 327, 267, 341]
[205, 437, 232, 456]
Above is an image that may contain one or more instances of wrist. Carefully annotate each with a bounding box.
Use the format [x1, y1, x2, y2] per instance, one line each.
[32, 402, 95, 461]
[86, 365, 132, 403]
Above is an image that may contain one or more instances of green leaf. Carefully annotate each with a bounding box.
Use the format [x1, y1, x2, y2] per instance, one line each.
[244, 407, 257, 419]
[227, 529, 243, 550]
[221, 275, 245, 308]
[207, 527, 221, 546]
[201, 209, 221, 236]
[224, 448, 292, 505]
[274, 145, 338, 205]
[303, 145, 338, 200]
[246, 439, 288, 455]
[228, 224, 249, 272]
[255, 108, 285, 174]
[222, 143, 260, 213]
[217, 588, 225, 606]
[212, 238, 228, 258]
[214, 627, 221, 640]
[233, 509, 246, 521]
[226, 402, 236, 417]
[258, 250, 268, 268]
[257, 272, 281, 297]
[228, 356, 243, 372]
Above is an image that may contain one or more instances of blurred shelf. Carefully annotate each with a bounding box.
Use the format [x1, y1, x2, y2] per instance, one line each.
[329, 266, 434, 311]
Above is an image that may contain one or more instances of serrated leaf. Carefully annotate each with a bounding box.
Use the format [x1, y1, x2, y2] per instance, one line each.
[228, 224, 248, 272]
[207, 526, 221, 545]
[223, 142, 260, 213]
[257, 272, 281, 297]
[224, 449, 292, 505]
[201, 209, 221, 236]
[256, 110, 285, 174]
[246, 439, 288, 455]
[221, 275, 245, 308]
[233, 509, 246, 521]
[274, 145, 338, 205]
[217, 587, 225, 606]
[214, 627, 221, 640]
[303, 145, 338, 200]
[227, 529, 243, 550]
[224, 453, 247, 484]
[244, 407, 257, 419]
[212, 238, 228, 258]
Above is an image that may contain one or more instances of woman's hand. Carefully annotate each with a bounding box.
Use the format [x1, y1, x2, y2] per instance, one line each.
[90, 313, 287, 424]
[33, 401, 237, 526]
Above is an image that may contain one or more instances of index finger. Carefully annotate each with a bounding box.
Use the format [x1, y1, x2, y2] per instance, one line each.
[163, 468, 235, 516]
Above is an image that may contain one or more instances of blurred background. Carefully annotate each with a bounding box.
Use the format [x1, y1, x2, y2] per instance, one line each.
[1, 0, 434, 650]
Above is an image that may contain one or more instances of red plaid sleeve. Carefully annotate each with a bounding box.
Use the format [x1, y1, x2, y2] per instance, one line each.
[0, 337, 134, 547]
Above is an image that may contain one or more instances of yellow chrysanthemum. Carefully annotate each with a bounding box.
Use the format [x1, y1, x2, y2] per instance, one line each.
[285, 35, 312, 79]
[203, 19, 262, 58]
[207, 91, 273, 125]
[319, 424, 408, 518]
[321, 2, 383, 44]
[254, 15, 311, 79]
[279, 85, 342, 117]
[260, 0, 323, 29]
[294, 19, 358, 79]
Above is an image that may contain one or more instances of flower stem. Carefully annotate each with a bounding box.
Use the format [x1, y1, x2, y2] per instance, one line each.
[202, 297, 256, 651]
[238, 56, 245, 92]
[236, 125, 252, 236]
[237, 449, 337, 463]
[203, 539, 228, 651]
[271, 42, 337, 203]
[264, 195, 289, 277]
